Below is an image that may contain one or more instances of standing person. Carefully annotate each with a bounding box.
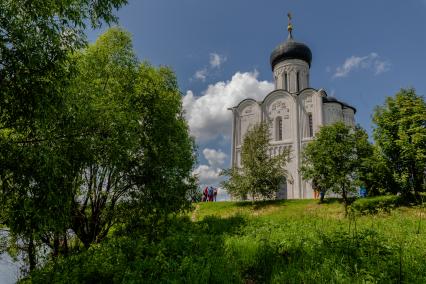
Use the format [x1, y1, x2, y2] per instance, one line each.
[203, 186, 208, 202]
[312, 178, 320, 199]
[213, 187, 218, 202]
[208, 186, 214, 202]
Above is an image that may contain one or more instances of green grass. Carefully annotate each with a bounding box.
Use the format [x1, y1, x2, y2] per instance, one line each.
[27, 199, 426, 283]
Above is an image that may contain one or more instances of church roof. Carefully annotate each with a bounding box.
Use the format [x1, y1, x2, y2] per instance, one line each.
[323, 96, 357, 113]
[270, 38, 312, 70]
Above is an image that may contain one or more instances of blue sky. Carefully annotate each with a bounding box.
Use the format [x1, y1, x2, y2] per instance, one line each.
[86, 0, 426, 191]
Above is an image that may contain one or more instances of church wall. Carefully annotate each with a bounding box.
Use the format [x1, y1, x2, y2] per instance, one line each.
[297, 89, 324, 199]
[298, 90, 316, 139]
[263, 93, 294, 142]
[323, 102, 343, 125]
[232, 100, 261, 168]
[262, 91, 299, 199]
[342, 108, 355, 127]
[237, 101, 261, 147]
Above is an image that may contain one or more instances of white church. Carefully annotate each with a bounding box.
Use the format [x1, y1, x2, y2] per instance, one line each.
[229, 17, 356, 199]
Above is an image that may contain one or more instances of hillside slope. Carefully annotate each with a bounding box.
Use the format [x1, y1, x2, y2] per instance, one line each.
[27, 199, 426, 283]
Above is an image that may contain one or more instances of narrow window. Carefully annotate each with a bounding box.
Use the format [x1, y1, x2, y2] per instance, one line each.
[308, 113, 313, 137]
[296, 71, 300, 92]
[284, 73, 288, 91]
[276, 116, 283, 141]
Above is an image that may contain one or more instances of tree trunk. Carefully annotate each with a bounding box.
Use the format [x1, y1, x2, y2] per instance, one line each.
[63, 231, 68, 255]
[342, 187, 348, 216]
[28, 233, 36, 272]
[53, 232, 59, 257]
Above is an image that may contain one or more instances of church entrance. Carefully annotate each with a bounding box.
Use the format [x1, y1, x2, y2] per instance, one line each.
[276, 178, 287, 199]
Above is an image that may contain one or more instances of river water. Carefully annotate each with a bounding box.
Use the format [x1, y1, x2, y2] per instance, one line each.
[0, 230, 22, 284]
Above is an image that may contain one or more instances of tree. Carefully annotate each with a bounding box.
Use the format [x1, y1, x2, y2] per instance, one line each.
[0, 0, 128, 272]
[0, 0, 128, 131]
[67, 27, 140, 248]
[222, 122, 290, 200]
[300, 122, 372, 215]
[372, 88, 426, 197]
[0, 24, 196, 270]
[357, 146, 398, 196]
[69, 27, 196, 244]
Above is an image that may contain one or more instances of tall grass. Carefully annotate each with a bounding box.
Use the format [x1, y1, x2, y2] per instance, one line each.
[26, 199, 426, 283]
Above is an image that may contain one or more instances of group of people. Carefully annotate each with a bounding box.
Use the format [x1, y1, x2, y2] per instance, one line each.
[202, 186, 218, 202]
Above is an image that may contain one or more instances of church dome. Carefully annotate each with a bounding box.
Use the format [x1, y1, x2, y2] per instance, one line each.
[270, 38, 312, 70]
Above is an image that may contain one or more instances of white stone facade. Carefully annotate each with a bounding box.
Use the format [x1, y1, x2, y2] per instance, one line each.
[229, 53, 356, 199]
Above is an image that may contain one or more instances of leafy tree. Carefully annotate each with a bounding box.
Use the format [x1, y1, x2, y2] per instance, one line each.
[372, 88, 426, 197]
[0, 0, 128, 272]
[68, 27, 196, 245]
[1, 22, 196, 273]
[357, 146, 398, 196]
[0, 0, 128, 130]
[68, 27, 139, 248]
[222, 122, 290, 200]
[300, 122, 372, 214]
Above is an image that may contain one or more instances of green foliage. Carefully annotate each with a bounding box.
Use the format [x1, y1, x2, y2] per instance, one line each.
[301, 122, 373, 213]
[351, 195, 402, 214]
[222, 122, 290, 200]
[0, 0, 128, 130]
[357, 146, 399, 196]
[26, 200, 426, 283]
[373, 88, 426, 196]
[0, 26, 196, 271]
[0, 0, 128, 271]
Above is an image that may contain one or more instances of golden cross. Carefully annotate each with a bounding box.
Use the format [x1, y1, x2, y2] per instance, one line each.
[287, 12, 293, 38]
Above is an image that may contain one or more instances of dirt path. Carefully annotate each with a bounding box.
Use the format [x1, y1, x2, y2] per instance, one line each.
[191, 204, 200, 221]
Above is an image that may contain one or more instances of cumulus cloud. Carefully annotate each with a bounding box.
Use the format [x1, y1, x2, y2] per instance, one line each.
[333, 53, 390, 78]
[210, 53, 227, 68]
[203, 148, 227, 167]
[193, 148, 231, 200]
[183, 71, 274, 142]
[194, 68, 208, 81]
[193, 164, 222, 185]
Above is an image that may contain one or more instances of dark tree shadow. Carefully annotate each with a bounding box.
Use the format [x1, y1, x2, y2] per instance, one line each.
[235, 199, 288, 210]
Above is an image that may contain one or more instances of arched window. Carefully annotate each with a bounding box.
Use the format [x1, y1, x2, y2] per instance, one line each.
[284, 73, 288, 91]
[308, 113, 313, 137]
[296, 71, 300, 92]
[276, 116, 283, 141]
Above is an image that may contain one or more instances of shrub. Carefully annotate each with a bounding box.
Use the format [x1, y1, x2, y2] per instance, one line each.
[350, 195, 402, 214]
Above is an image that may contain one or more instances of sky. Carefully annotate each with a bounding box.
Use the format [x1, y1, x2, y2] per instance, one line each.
[85, 0, 426, 197]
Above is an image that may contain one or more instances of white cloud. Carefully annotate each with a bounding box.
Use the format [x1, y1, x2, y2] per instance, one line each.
[193, 164, 222, 185]
[193, 148, 230, 200]
[215, 187, 230, 201]
[203, 148, 227, 167]
[183, 71, 274, 142]
[333, 53, 390, 78]
[374, 60, 391, 75]
[210, 53, 227, 68]
[194, 68, 208, 81]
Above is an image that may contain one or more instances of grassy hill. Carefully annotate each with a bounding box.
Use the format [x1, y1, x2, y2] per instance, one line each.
[27, 199, 426, 283]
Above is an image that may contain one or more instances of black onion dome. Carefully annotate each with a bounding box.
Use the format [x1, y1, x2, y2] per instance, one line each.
[270, 38, 312, 70]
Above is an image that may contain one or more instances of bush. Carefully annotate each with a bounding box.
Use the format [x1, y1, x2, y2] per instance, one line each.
[350, 195, 402, 214]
